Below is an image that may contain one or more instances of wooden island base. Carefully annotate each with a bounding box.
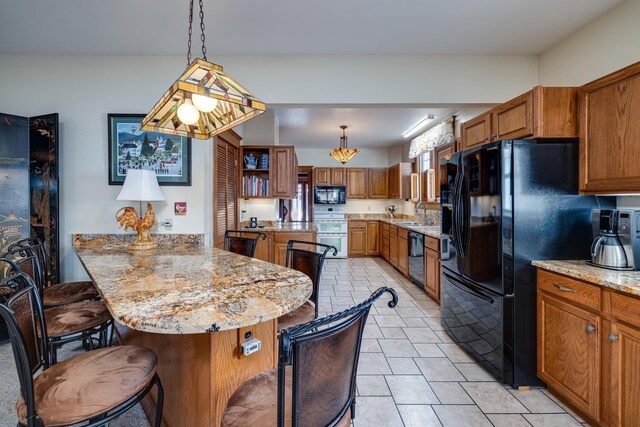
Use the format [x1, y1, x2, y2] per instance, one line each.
[115, 319, 277, 427]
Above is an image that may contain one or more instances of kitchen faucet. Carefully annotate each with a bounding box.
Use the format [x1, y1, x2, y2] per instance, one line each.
[415, 202, 429, 226]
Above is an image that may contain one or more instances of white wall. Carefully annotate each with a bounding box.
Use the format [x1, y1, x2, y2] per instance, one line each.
[538, 0, 640, 86]
[242, 110, 279, 146]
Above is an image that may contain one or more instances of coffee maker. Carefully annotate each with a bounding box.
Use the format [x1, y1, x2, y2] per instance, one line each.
[588, 209, 640, 270]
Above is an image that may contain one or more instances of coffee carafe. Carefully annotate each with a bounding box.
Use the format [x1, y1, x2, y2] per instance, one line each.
[588, 209, 640, 271]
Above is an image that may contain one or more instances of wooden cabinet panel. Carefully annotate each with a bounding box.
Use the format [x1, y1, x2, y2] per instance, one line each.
[492, 91, 534, 140]
[241, 231, 272, 263]
[273, 232, 315, 266]
[434, 142, 455, 199]
[388, 163, 412, 200]
[389, 226, 398, 267]
[330, 168, 346, 185]
[610, 292, 640, 329]
[348, 226, 367, 257]
[397, 235, 408, 275]
[382, 223, 390, 261]
[424, 236, 440, 252]
[424, 248, 440, 302]
[538, 269, 601, 311]
[213, 131, 241, 248]
[461, 113, 491, 150]
[346, 168, 368, 199]
[366, 221, 379, 255]
[537, 292, 600, 419]
[608, 321, 640, 427]
[314, 168, 330, 186]
[579, 61, 640, 194]
[271, 146, 296, 198]
[368, 168, 389, 199]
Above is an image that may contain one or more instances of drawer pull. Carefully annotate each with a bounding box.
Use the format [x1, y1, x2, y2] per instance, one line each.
[586, 325, 596, 333]
[608, 334, 619, 342]
[553, 283, 576, 293]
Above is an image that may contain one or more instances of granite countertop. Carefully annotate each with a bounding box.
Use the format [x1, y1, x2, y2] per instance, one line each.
[532, 260, 640, 297]
[346, 214, 441, 239]
[73, 237, 312, 334]
[240, 222, 317, 232]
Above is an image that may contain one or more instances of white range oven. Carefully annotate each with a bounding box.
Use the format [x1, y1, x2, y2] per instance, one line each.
[314, 206, 347, 258]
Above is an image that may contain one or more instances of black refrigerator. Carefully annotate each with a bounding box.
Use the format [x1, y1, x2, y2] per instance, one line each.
[439, 139, 614, 387]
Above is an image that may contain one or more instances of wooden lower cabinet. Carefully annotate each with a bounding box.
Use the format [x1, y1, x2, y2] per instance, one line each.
[537, 268, 640, 426]
[273, 232, 315, 266]
[244, 231, 272, 262]
[424, 247, 440, 302]
[366, 221, 379, 255]
[348, 221, 367, 256]
[389, 225, 398, 267]
[537, 292, 600, 419]
[396, 234, 408, 276]
[382, 223, 390, 261]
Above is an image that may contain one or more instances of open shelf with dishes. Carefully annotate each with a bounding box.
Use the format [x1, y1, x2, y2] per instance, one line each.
[240, 146, 271, 197]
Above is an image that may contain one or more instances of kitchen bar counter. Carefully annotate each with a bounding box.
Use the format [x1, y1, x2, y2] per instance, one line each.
[240, 221, 318, 232]
[532, 260, 640, 297]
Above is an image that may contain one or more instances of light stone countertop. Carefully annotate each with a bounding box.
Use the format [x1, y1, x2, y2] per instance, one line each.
[532, 260, 640, 298]
[239, 222, 317, 232]
[346, 214, 441, 239]
[73, 237, 312, 334]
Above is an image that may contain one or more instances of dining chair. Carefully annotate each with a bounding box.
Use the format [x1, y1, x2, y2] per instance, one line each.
[0, 272, 164, 427]
[277, 240, 337, 331]
[8, 238, 99, 307]
[223, 230, 267, 258]
[222, 287, 398, 427]
[0, 255, 113, 364]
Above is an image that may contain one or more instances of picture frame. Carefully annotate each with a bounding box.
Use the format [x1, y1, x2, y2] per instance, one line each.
[108, 113, 191, 186]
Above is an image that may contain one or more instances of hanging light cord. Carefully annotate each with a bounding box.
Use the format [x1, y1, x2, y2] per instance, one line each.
[186, 0, 208, 67]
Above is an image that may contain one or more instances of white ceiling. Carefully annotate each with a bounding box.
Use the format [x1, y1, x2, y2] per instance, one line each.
[0, 0, 622, 55]
[274, 107, 490, 148]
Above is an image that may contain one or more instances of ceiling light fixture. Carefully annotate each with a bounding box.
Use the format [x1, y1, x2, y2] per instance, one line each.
[141, 0, 266, 140]
[402, 114, 436, 138]
[330, 125, 359, 164]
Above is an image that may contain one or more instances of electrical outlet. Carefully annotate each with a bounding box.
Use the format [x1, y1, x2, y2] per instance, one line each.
[367, 205, 371, 211]
[163, 218, 173, 230]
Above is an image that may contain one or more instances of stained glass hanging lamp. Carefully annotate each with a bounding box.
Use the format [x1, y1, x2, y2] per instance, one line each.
[141, 0, 266, 140]
[330, 125, 359, 164]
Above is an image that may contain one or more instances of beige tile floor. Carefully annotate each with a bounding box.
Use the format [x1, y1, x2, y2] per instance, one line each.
[0, 257, 588, 426]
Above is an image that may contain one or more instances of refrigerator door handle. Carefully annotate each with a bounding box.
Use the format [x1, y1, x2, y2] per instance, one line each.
[451, 173, 461, 254]
[459, 173, 471, 258]
[443, 272, 495, 304]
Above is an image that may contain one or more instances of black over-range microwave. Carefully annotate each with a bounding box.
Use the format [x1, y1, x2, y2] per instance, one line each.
[314, 186, 346, 205]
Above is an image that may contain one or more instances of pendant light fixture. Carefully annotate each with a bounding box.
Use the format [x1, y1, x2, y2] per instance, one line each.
[141, 0, 266, 140]
[330, 125, 359, 164]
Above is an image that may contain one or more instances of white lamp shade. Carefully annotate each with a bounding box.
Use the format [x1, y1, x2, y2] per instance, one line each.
[116, 169, 166, 201]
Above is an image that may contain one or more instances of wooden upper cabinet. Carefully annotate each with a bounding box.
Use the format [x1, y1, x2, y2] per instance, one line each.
[368, 168, 389, 199]
[492, 90, 534, 141]
[537, 292, 600, 419]
[271, 146, 297, 198]
[346, 168, 368, 199]
[579, 61, 640, 194]
[388, 163, 412, 200]
[314, 168, 331, 186]
[434, 141, 455, 199]
[461, 113, 492, 150]
[330, 168, 346, 185]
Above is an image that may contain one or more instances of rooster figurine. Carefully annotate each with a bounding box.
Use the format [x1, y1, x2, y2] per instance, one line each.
[115, 202, 158, 251]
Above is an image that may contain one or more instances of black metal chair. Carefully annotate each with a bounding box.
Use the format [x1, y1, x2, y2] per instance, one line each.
[8, 238, 99, 307]
[223, 230, 267, 258]
[1, 255, 113, 364]
[277, 240, 337, 331]
[0, 272, 164, 427]
[222, 287, 398, 427]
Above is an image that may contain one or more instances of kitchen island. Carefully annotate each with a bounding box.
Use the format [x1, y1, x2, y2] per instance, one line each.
[73, 234, 312, 427]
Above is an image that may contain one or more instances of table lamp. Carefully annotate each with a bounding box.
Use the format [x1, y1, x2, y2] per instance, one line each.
[115, 169, 165, 251]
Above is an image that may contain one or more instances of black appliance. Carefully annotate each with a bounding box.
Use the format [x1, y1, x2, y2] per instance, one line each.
[439, 139, 615, 387]
[408, 232, 424, 287]
[314, 186, 346, 205]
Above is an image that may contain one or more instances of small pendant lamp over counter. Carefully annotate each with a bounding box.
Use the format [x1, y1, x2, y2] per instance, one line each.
[330, 125, 359, 164]
[141, 0, 266, 140]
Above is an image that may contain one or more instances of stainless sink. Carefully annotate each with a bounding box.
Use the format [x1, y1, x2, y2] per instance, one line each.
[395, 222, 422, 226]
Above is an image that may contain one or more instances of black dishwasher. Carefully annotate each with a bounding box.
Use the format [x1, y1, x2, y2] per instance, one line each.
[408, 231, 424, 288]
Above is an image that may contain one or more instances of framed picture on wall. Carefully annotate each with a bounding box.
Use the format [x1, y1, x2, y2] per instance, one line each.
[108, 113, 191, 186]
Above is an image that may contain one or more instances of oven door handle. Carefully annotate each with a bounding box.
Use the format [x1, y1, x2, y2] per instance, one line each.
[443, 272, 495, 304]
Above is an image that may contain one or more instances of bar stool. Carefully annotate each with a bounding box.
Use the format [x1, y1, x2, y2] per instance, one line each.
[1, 255, 113, 364]
[222, 287, 398, 427]
[8, 238, 99, 307]
[224, 230, 267, 258]
[0, 272, 164, 427]
[277, 240, 337, 331]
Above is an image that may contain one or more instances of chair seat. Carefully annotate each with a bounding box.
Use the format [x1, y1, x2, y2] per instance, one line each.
[277, 301, 315, 331]
[16, 346, 157, 427]
[222, 367, 351, 427]
[43, 281, 98, 307]
[44, 300, 112, 337]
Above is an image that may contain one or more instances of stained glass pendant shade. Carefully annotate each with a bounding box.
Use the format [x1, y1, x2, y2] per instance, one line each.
[330, 125, 359, 164]
[141, 1, 266, 140]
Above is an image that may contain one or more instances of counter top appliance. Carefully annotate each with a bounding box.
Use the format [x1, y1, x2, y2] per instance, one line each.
[439, 139, 615, 388]
[589, 209, 640, 270]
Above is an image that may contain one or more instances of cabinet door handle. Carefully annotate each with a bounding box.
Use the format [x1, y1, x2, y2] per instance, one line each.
[586, 325, 596, 333]
[608, 334, 619, 342]
[491, 134, 497, 138]
[553, 283, 576, 293]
